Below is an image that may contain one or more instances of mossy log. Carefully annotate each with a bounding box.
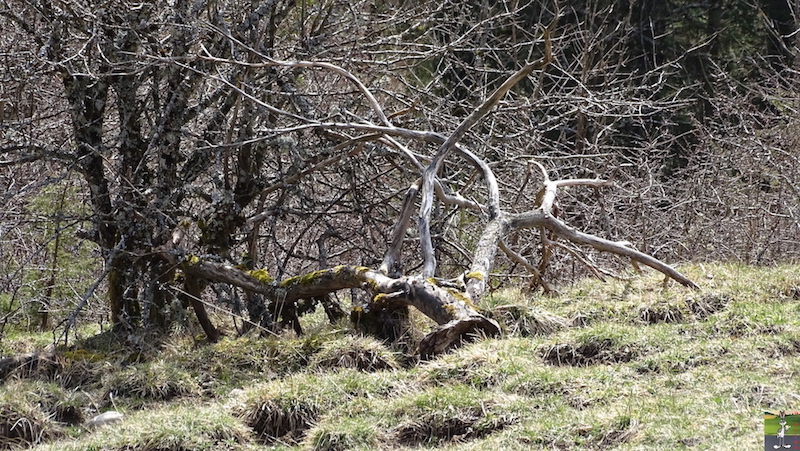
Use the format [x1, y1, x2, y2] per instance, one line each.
[169, 256, 500, 356]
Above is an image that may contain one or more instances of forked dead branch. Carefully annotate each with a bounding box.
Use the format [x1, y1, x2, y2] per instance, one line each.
[164, 23, 699, 356]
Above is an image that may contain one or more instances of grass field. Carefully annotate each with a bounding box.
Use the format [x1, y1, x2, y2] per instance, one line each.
[1, 262, 798, 450]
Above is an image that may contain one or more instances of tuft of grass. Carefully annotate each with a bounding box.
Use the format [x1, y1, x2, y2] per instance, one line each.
[492, 304, 569, 336]
[389, 384, 519, 446]
[303, 416, 380, 451]
[238, 374, 337, 444]
[0, 397, 54, 449]
[418, 338, 543, 389]
[103, 358, 200, 406]
[0, 379, 88, 448]
[244, 396, 319, 445]
[684, 292, 731, 320]
[166, 331, 334, 394]
[238, 368, 413, 445]
[55, 351, 112, 390]
[521, 412, 643, 449]
[540, 323, 643, 367]
[485, 288, 569, 336]
[636, 299, 688, 324]
[310, 334, 401, 371]
[33, 403, 253, 451]
[174, 335, 282, 392]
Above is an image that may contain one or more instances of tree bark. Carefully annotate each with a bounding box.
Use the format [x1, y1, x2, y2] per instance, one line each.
[182, 274, 221, 342]
[161, 253, 501, 355]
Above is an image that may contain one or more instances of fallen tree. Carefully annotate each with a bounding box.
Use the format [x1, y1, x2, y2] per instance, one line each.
[164, 172, 698, 355]
[161, 163, 698, 356]
[154, 23, 698, 356]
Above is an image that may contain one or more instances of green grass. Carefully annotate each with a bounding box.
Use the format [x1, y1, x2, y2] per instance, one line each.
[0, 262, 794, 450]
[32, 404, 253, 451]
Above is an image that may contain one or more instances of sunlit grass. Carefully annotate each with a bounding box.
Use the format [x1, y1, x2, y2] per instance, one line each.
[32, 403, 253, 451]
[8, 262, 800, 450]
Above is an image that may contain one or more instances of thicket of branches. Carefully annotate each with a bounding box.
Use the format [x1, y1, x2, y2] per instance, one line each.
[1, 0, 798, 350]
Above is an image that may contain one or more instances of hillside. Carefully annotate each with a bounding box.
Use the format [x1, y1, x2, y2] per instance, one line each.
[1, 263, 798, 450]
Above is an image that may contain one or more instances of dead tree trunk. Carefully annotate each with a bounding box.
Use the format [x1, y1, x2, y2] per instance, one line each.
[156, 20, 699, 356]
[161, 162, 699, 354]
[157, 252, 501, 357]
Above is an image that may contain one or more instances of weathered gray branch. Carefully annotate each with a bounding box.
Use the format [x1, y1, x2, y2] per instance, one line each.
[464, 214, 509, 302]
[418, 25, 553, 277]
[505, 172, 699, 289]
[380, 181, 420, 278]
[380, 177, 483, 278]
[509, 210, 699, 289]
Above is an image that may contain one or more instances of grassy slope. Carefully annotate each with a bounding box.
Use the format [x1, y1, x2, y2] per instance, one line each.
[3, 263, 798, 450]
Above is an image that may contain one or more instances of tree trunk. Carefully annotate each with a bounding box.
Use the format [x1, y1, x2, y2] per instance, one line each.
[162, 254, 501, 356]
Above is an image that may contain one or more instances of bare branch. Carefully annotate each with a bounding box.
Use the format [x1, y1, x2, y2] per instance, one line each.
[381, 180, 419, 277]
[509, 210, 699, 289]
[199, 26, 393, 126]
[464, 214, 509, 301]
[419, 25, 554, 277]
[499, 240, 552, 294]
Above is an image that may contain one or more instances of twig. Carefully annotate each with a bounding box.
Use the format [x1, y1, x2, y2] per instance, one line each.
[55, 237, 126, 346]
[498, 240, 552, 293]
